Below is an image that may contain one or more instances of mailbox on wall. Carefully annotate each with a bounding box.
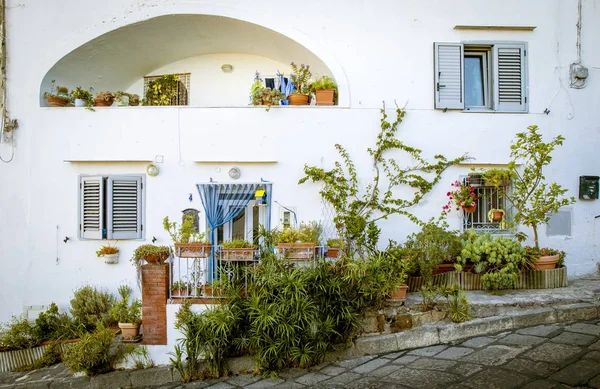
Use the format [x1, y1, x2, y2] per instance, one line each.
[579, 176, 599, 200]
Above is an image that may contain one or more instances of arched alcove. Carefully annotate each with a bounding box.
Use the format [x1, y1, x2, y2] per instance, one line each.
[40, 14, 347, 107]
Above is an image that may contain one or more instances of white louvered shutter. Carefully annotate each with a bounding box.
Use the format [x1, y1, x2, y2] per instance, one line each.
[80, 176, 104, 239]
[107, 176, 143, 239]
[494, 44, 527, 112]
[434, 42, 464, 110]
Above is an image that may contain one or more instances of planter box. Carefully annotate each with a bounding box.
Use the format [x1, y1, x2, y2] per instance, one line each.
[174, 243, 212, 258]
[0, 342, 73, 372]
[219, 248, 255, 261]
[460, 267, 568, 290]
[407, 272, 459, 292]
[277, 243, 315, 260]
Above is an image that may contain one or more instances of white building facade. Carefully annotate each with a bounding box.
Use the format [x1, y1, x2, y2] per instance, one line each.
[0, 0, 599, 325]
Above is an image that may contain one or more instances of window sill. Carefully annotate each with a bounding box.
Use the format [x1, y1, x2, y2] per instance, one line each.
[462, 108, 529, 114]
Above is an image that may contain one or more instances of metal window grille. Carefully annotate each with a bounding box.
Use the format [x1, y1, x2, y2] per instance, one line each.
[143, 73, 190, 106]
[462, 176, 512, 233]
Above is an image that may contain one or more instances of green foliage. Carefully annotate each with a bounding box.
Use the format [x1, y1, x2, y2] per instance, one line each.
[252, 87, 284, 109]
[491, 125, 576, 247]
[163, 215, 206, 244]
[130, 245, 172, 285]
[0, 315, 41, 352]
[35, 303, 82, 343]
[96, 243, 119, 257]
[418, 284, 471, 323]
[481, 168, 513, 187]
[222, 239, 255, 249]
[14, 342, 63, 372]
[43, 80, 70, 101]
[311, 75, 337, 92]
[274, 221, 323, 245]
[111, 285, 141, 325]
[125, 345, 154, 370]
[457, 230, 527, 290]
[70, 286, 116, 331]
[326, 238, 344, 248]
[70, 87, 95, 111]
[400, 219, 462, 279]
[143, 74, 180, 106]
[290, 62, 311, 95]
[299, 104, 468, 257]
[62, 326, 116, 376]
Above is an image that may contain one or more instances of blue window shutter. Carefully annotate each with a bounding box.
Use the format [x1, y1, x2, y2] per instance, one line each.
[107, 176, 143, 239]
[434, 42, 464, 110]
[494, 44, 527, 112]
[79, 176, 104, 240]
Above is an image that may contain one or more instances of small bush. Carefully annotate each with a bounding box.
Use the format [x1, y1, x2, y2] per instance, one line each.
[14, 342, 63, 372]
[70, 286, 116, 331]
[0, 316, 41, 352]
[62, 326, 115, 375]
[35, 303, 83, 342]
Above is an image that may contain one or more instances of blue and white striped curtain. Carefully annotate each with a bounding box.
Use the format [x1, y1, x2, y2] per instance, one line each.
[196, 183, 272, 280]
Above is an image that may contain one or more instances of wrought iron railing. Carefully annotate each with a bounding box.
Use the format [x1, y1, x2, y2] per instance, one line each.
[462, 185, 512, 233]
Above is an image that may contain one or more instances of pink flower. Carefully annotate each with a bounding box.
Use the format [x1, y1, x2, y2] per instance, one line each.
[471, 202, 476, 206]
[456, 207, 460, 211]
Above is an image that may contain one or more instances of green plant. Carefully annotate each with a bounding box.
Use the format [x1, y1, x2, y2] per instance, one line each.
[488, 126, 576, 248]
[290, 62, 311, 95]
[487, 208, 506, 229]
[480, 168, 513, 187]
[524, 246, 566, 268]
[222, 239, 255, 249]
[0, 315, 41, 352]
[163, 215, 206, 244]
[457, 230, 527, 290]
[70, 286, 116, 331]
[311, 75, 337, 92]
[437, 285, 472, 323]
[14, 342, 63, 371]
[43, 80, 70, 101]
[144, 74, 180, 106]
[299, 103, 468, 258]
[35, 303, 82, 343]
[70, 87, 95, 110]
[130, 244, 171, 286]
[275, 221, 323, 245]
[62, 326, 116, 376]
[419, 283, 438, 312]
[129, 94, 140, 105]
[125, 345, 154, 369]
[252, 87, 284, 109]
[326, 238, 344, 249]
[401, 219, 462, 279]
[172, 280, 190, 291]
[95, 243, 119, 257]
[444, 180, 480, 211]
[95, 91, 114, 103]
[111, 285, 141, 325]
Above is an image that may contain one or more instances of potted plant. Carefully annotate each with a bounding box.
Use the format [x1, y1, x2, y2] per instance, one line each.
[96, 243, 119, 264]
[251, 86, 284, 111]
[128, 94, 140, 106]
[488, 208, 505, 223]
[524, 246, 565, 270]
[481, 168, 512, 187]
[276, 221, 322, 259]
[444, 180, 480, 213]
[143, 74, 180, 106]
[385, 253, 411, 301]
[171, 281, 190, 297]
[131, 244, 171, 285]
[288, 62, 311, 105]
[311, 75, 337, 106]
[70, 87, 94, 110]
[43, 80, 70, 107]
[326, 238, 344, 258]
[110, 285, 141, 341]
[114, 90, 130, 106]
[94, 91, 115, 107]
[220, 239, 256, 261]
[485, 126, 576, 249]
[163, 215, 211, 258]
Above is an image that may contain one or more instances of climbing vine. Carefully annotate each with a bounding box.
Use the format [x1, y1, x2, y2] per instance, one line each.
[299, 103, 469, 257]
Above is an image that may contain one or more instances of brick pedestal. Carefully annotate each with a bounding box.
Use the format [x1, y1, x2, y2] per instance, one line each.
[141, 264, 169, 345]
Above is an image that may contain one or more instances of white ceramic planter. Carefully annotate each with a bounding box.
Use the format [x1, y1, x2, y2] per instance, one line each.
[116, 96, 129, 106]
[74, 99, 85, 107]
[103, 253, 119, 264]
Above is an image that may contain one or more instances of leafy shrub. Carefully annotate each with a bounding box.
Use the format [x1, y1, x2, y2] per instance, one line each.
[70, 286, 116, 331]
[110, 285, 141, 325]
[457, 230, 526, 290]
[418, 284, 471, 323]
[14, 342, 63, 372]
[35, 303, 82, 342]
[62, 326, 116, 376]
[0, 315, 41, 352]
[274, 221, 323, 245]
[222, 239, 255, 249]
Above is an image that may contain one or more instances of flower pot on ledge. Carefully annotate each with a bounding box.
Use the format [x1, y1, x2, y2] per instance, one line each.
[534, 254, 559, 270]
[288, 93, 309, 105]
[388, 285, 409, 301]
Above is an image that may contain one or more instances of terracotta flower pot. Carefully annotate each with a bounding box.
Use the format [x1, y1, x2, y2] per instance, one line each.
[174, 243, 212, 258]
[315, 89, 335, 106]
[388, 285, 409, 301]
[277, 243, 316, 259]
[144, 253, 169, 265]
[491, 211, 504, 222]
[288, 93, 309, 105]
[463, 204, 477, 213]
[46, 96, 68, 107]
[118, 322, 140, 341]
[432, 263, 456, 275]
[220, 248, 255, 261]
[327, 248, 340, 258]
[94, 97, 114, 107]
[534, 254, 559, 270]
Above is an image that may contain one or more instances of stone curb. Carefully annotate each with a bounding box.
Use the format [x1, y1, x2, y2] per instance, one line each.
[337, 301, 600, 359]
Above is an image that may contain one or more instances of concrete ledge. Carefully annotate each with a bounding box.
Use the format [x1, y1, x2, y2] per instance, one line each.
[504, 307, 557, 328]
[437, 316, 514, 343]
[555, 303, 599, 322]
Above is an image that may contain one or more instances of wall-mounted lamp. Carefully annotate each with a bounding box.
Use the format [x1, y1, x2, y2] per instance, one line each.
[229, 167, 241, 179]
[221, 64, 234, 73]
[146, 163, 159, 177]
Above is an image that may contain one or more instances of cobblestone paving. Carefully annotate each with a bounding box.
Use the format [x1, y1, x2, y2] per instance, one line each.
[3, 320, 600, 388]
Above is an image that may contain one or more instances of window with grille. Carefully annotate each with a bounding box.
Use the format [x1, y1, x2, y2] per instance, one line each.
[79, 175, 144, 240]
[462, 175, 512, 233]
[143, 73, 190, 106]
[434, 42, 528, 112]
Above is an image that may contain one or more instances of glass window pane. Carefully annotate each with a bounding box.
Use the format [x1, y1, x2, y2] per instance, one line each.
[232, 210, 245, 240]
[464, 56, 484, 107]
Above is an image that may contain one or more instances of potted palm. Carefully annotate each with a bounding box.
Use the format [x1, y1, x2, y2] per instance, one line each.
[110, 285, 142, 341]
[43, 80, 70, 107]
[311, 75, 337, 106]
[96, 243, 119, 264]
[288, 62, 311, 105]
[163, 215, 211, 258]
[220, 239, 256, 261]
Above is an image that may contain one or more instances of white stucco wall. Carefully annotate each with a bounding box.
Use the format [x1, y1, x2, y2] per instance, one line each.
[0, 0, 599, 325]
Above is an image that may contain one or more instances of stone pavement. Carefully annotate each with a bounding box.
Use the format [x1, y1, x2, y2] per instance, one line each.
[4, 319, 600, 388]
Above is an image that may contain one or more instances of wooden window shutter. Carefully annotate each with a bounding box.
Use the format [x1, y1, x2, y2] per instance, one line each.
[79, 176, 104, 239]
[494, 44, 527, 112]
[107, 176, 143, 239]
[434, 42, 464, 110]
